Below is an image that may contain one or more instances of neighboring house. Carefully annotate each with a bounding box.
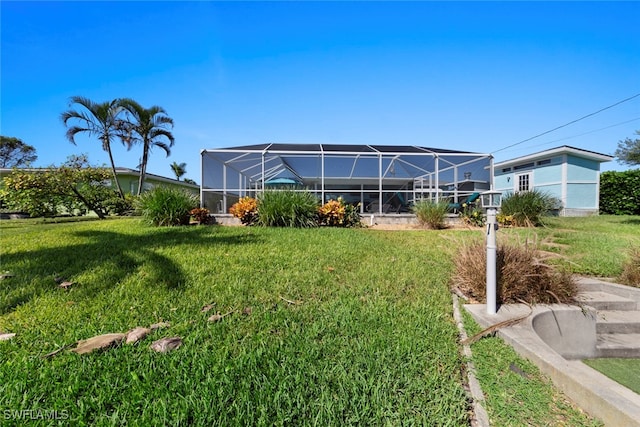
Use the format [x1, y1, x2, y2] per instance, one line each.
[113, 168, 199, 195]
[0, 167, 199, 196]
[493, 146, 613, 216]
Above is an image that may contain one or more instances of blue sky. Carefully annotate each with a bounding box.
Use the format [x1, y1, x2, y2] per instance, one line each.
[2, 1, 639, 182]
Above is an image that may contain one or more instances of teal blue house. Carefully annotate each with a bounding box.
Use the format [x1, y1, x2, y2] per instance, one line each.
[493, 146, 613, 216]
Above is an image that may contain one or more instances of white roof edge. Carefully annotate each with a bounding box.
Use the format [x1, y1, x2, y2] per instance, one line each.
[494, 146, 613, 168]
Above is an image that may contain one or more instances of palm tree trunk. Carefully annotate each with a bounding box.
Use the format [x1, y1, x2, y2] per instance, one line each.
[107, 145, 126, 199]
[137, 145, 149, 196]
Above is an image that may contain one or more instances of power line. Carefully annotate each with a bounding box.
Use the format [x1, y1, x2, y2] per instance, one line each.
[492, 93, 640, 155]
[497, 116, 640, 155]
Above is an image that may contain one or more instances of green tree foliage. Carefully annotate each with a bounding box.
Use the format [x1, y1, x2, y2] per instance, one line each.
[118, 99, 175, 196]
[615, 130, 640, 166]
[61, 96, 129, 199]
[600, 169, 640, 215]
[0, 136, 38, 168]
[170, 161, 187, 181]
[1, 155, 120, 219]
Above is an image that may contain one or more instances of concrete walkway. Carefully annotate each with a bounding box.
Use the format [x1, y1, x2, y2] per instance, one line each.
[465, 277, 640, 427]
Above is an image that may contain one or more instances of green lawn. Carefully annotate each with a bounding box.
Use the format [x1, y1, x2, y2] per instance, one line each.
[583, 359, 640, 395]
[1, 216, 626, 425]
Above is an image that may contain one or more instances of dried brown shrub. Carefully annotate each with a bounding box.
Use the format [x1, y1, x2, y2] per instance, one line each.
[451, 238, 576, 305]
[620, 247, 640, 287]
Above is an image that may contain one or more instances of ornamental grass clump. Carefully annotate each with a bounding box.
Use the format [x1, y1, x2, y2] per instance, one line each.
[412, 199, 449, 229]
[452, 239, 576, 305]
[620, 247, 640, 287]
[136, 186, 198, 226]
[256, 190, 318, 228]
[499, 190, 561, 227]
[229, 197, 258, 225]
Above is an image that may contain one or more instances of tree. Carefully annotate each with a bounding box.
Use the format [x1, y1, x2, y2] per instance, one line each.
[1, 155, 119, 219]
[615, 130, 640, 166]
[0, 136, 38, 168]
[61, 96, 128, 199]
[183, 178, 197, 185]
[119, 99, 175, 196]
[170, 162, 187, 181]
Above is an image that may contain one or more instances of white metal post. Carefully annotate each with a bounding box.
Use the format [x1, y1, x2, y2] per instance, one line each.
[486, 207, 497, 315]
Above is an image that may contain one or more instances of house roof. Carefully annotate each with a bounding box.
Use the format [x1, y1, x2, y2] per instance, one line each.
[494, 145, 613, 169]
[114, 168, 198, 188]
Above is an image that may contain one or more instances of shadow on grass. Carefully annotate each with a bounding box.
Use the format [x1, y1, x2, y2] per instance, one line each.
[0, 226, 259, 314]
[621, 218, 640, 226]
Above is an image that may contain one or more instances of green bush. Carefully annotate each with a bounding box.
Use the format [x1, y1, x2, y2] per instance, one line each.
[104, 193, 136, 216]
[459, 204, 485, 227]
[257, 190, 319, 228]
[499, 190, 561, 227]
[318, 197, 363, 228]
[600, 169, 640, 215]
[411, 199, 449, 229]
[136, 186, 199, 226]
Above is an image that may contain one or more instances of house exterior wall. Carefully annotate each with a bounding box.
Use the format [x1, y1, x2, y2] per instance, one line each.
[113, 175, 199, 195]
[493, 153, 603, 216]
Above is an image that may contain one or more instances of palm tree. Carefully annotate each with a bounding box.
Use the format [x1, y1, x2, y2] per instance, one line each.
[170, 162, 187, 181]
[61, 96, 128, 199]
[119, 99, 175, 196]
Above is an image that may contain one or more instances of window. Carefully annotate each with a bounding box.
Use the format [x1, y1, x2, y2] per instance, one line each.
[537, 159, 551, 166]
[501, 167, 511, 173]
[514, 162, 535, 171]
[517, 172, 531, 192]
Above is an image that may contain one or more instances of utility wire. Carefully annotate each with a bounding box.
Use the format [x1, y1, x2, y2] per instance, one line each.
[492, 92, 640, 155]
[497, 116, 640, 155]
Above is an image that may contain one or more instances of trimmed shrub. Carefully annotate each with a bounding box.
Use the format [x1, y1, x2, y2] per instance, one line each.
[600, 169, 640, 215]
[621, 247, 640, 287]
[229, 197, 258, 225]
[459, 204, 485, 227]
[136, 186, 198, 226]
[257, 190, 318, 228]
[104, 193, 136, 216]
[499, 190, 561, 227]
[412, 199, 449, 229]
[452, 239, 576, 305]
[189, 207, 211, 224]
[318, 197, 363, 228]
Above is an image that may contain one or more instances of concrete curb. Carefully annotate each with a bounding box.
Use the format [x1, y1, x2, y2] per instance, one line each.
[452, 294, 490, 427]
[465, 302, 640, 427]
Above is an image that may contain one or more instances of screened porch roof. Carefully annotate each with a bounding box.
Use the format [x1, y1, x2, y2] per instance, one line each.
[201, 143, 492, 185]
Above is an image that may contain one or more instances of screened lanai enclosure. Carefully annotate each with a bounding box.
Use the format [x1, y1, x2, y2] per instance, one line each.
[201, 144, 493, 214]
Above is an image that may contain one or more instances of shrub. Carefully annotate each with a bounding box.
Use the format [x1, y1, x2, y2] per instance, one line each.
[318, 197, 363, 228]
[412, 199, 449, 229]
[600, 169, 640, 215]
[229, 197, 258, 225]
[499, 190, 561, 227]
[136, 186, 198, 226]
[620, 247, 640, 287]
[496, 212, 514, 227]
[451, 239, 576, 305]
[459, 203, 485, 227]
[318, 199, 345, 226]
[189, 207, 211, 224]
[257, 190, 318, 228]
[104, 193, 136, 216]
